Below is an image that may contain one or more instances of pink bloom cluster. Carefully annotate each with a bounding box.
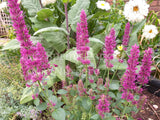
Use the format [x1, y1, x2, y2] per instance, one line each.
[137, 48, 153, 85]
[65, 64, 73, 80]
[8, 0, 51, 85]
[121, 44, 139, 101]
[78, 80, 86, 96]
[76, 10, 90, 65]
[103, 28, 116, 68]
[122, 22, 130, 50]
[96, 94, 110, 119]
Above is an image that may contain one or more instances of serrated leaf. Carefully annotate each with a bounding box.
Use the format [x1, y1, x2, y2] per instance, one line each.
[21, 0, 41, 17]
[52, 108, 66, 120]
[34, 27, 69, 36]
[37, 102, 47, 111]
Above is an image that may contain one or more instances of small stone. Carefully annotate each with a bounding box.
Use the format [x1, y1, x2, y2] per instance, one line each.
[153, 104, 158, 109]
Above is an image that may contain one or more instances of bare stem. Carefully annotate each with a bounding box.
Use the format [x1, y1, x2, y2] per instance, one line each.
[64, 3, 70, 49]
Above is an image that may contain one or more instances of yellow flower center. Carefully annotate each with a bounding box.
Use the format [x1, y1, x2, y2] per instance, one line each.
[133, 6, 139, 12]
[117, 45, 123, 51]
[149, 29, 152, 33]
[101, 3, 105, 6]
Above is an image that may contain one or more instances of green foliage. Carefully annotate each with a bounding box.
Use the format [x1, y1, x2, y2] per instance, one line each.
[66, 0, 90, 31]
[52, 108, 66, 120]
[21, 0, 41, 17]
[37, 8, 53, 20]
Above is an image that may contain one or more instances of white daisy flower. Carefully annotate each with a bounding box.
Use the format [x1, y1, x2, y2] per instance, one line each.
[0, 2, 7, 11]
[96, 1, 111, 11]
[123, 0, 149, 23]
[142, 25, 158, 39]
[113, 50, 120, 59]
[41, 0, 56, 6]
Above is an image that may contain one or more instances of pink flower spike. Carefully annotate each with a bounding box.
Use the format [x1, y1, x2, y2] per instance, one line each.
[76, 10, 90, 65]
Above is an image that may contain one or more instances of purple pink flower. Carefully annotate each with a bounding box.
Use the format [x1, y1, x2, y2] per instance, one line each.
[137, 48, 153, 85]
[96, 94, 110, 119]
[122, 22, 130, 51]
[8, 0, 51, 85]
[103, 28, 116, 68]
[121, 44, 140, 101]
[76, 10, 90, 65]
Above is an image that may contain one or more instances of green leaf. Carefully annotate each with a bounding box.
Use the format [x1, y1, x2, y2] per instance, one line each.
[109, 80, 119, 90]
[114, 23, 122, 37]
[2, 39, 20, 50]
[81, 97, 92, 111]
[37, 8, 53, 20]
[89, 37, 104, 54]
[2, 36, 43, 51]
[99, 59, 128, 70]
[128, 19, 146, 51]
[30, 17, 55, 31]
[34, 27, 69, 36]
[57, 89, 68, 95]
[34, 98, 40, 106]
[91, 114, 99, 120]
[112, 109, 120, 115]
[89, 37, 104, 45]
[128, 33, 138, 52]
[20, 87, 35, 104]
[52, 108, 66, 120]
[21, 0, 41, 17]
[37, 102, 47, 111]
[49, 95, 57, 104]
[50, 56, 66, 80]
[41, 31, 67, 53]
[66, 0, 90, 31]
[131, 19, 146, 35]
[65, 48, 96, 67]
[108, 92, 116, 99]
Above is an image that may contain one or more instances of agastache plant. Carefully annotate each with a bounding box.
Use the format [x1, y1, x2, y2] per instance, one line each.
[121, 44, 140, 101]
[96, 94, 110, 119]
[76, 10, 90, 65]
[8, 0, 51, 87]
[103, 28, 116, 68]
[137, 48, 153, 86]
[122, 22, 130, 51]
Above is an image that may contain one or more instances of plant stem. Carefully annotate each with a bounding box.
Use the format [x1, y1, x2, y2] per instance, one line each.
[121, 102, 128, 119]
[85, 64, 88, 88]
[110, 63, 120, 83]
[39, 0, 43, 8]
[103, 69, 107, 80]
[64, 3, 70, 49]
[38, 81, 52, 105]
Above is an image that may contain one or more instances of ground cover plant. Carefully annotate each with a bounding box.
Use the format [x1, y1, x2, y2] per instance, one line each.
[0, 0, 160, 119]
